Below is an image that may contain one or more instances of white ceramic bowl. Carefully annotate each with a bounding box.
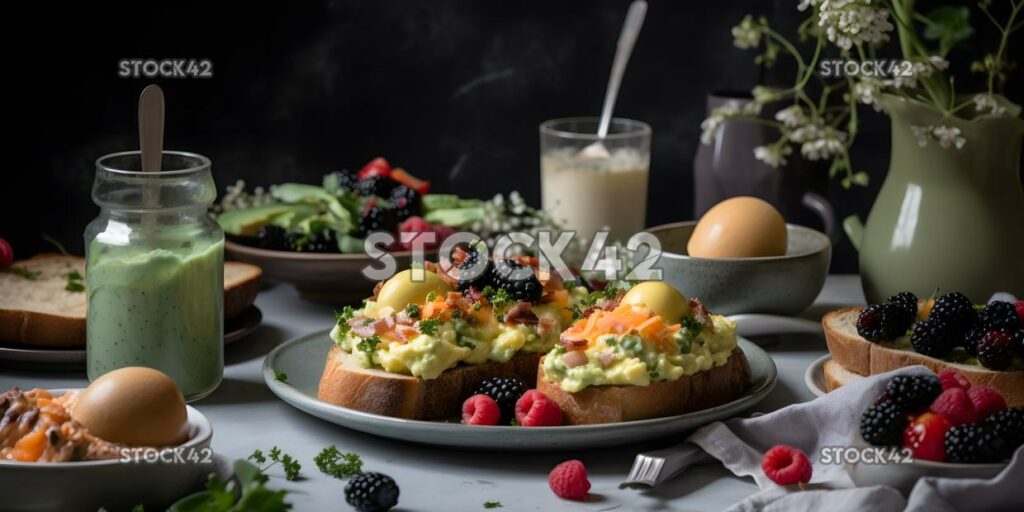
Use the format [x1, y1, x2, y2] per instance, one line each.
[849, 454, 1007, 495]
[0, 390, 215, 512]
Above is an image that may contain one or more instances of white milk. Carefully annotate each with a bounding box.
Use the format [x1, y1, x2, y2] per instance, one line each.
[540, 147, 649, 243]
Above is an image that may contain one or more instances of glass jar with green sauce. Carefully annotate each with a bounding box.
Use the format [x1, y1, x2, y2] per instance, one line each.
[85, 151, 224, 401]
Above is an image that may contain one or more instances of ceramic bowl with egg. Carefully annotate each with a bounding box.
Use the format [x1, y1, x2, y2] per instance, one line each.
[0, 368, 217, 511]
[645, 198, 831, 316]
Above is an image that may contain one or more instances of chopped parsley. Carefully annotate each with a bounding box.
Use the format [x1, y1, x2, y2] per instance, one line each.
[481, 285, 512, 308]
[274, 371, 288, 382]
[314, 445, 363, 479]
[418, 318, 440, 336]
[65, 270, 85, 292]
[484, 502, 503, 509]
[426, 291, 437, 302]
[334, 306, 357, 335]
[249, 446, 302, 481]
[405, 303, 421, 319]
[648, 369, 660, 380]
[357, 335, 381, 354]
[11, 268, 40, 280]
[455, 335, 476, 349]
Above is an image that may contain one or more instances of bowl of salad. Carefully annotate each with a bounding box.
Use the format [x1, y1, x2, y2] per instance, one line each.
[215, 157, 560, 304]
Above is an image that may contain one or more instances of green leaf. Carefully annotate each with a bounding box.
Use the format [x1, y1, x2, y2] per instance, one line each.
[314, 445, 364, 478]
[851, 171, 870, 187]
[234, 459, 268, 488]
[273, 371, 288, 383]
[923, 6, 974, 57]
[167, 475, 237, 512]
[230, 485, 291, 512]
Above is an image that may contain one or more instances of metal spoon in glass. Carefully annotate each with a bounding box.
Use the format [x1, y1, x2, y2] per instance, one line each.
[579, 0, 648, 159]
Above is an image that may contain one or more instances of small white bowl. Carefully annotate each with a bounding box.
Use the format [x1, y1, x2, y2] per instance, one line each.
[848, 447, 1008, 494]
[0, 390, 216, 512]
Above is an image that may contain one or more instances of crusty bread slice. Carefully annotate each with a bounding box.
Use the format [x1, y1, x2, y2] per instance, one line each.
[823, 307, 1024, 406]
[536, 349, 752, 425]
[0, 255, 262, 347]
[823, 358, 862, 392]
[317, 346, 542, 420]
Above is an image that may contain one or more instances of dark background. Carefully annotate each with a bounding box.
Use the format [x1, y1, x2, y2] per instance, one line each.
[4, 0, 1021, 273]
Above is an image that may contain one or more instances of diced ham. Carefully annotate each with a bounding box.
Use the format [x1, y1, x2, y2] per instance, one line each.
[563, 350, 588, 368]
[349, 321, 376, 337]
[598, 351, 616, 369]
[537, 317, 557, 338]
[503, 302, 539, 325]
[395, 311, 414, 325]
[688, 298, 714, 333]
[559, 337, 588, 349]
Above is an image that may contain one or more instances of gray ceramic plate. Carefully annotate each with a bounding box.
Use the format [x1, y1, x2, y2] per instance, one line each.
[0, 390, 218, 512]
[263, 330, 778, 451]
[0, 307, 263, 366]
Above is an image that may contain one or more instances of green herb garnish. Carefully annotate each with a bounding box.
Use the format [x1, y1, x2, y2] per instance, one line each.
[249, 446, 301, 481]
[357, 335, 381, 354]
[481, 285, 511, 308]
[405, 303, 421, 319]
[12, 268, 40, 280]
[484, 502, 503, 509]
[168, 459, 290, 511]
[334, 306, 357, 335]
[314, 445, 363, 479]
[274, 371, 288, 382]
[64, 270, 85, 292]
[418, 318, 440, 336]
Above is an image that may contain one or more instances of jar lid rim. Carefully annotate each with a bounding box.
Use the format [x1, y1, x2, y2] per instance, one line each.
[95, 150, 211, 176]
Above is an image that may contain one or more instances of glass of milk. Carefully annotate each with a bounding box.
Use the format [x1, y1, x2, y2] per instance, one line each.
[540, 117, 651, 244]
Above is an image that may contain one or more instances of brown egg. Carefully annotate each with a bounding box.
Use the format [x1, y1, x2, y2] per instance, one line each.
[72, 367, 189, 447]
[687, 197, 787, 258]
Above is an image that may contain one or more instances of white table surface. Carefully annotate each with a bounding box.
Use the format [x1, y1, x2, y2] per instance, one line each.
[0, 275, 866, 512]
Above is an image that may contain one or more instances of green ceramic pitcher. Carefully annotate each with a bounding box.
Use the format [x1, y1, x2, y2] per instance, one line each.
[845, 94, 1024, 304]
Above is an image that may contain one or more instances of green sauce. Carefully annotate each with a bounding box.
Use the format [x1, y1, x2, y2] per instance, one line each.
[86, 240, 224, 400]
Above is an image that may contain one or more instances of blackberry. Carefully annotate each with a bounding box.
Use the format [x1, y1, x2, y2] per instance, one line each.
[305, 229, 339, 253]
[860, 401, 907, 446]
[472, 377, 526, 424]
[490, 259, 543, 303]
[887, 291, 918, 320]
[358, 205, 399, 238]
[984, 407, 1024, 451]
[928, 292, 978, 332]
[977, 330, 1013, 370]
[1014, 329, 1024, 359]
[980, 301, 1018, 332]
[345, 472, 400, 512]
[857, 304, 905, 342]
[285, 232, 305, 251]
[328, 169, 359, 191]
[389, 185, 422, 221]
[960, 325, 986, 356]
[884, 374, 942, 413]
[944, 425, 1007, 463]
[910, 319, 956, 358]
[256, 225, 288, 251]
[356, 175, 397, 197]
[456, 245, 493, 292]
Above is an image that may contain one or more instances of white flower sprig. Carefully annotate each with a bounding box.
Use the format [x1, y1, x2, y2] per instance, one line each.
[910, 125, 966, 150]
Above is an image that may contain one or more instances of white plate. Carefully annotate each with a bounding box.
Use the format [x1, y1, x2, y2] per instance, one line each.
[263, 330, 778, 451]
[805, 354, 831, 397]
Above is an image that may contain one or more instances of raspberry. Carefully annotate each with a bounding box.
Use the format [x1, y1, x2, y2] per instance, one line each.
[903, 412, 952, 462]
[938, 370, 971, 391]
[984, 407, 1024, 450]
[514, 390, 563, 426]
[928, 388, 977, 426]
[462, 394, 501, 426]
[857, 304, 906, 342]
[884, 374, 942, 413]
[944, 425, 1007, 463]
[761, 445, 813, 486]
[910, 319, 955, 358]
[548, 460, 590, 501]
[977, 331, 1013, 371]
[928, 292, 978, 332]
[980, 301, 1019, 332]
[1015, 301, 1024, 328]
[860, 401, 907, 446]
[968, 386, 1007, 421]
[472, 377, 526, 424]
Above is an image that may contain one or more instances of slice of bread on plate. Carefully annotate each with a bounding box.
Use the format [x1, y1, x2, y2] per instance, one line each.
[823, 307, 1024, 406]
[317, 346, 540, 420]
[537, 349, 751, 425]
[0, 255, 263, 347]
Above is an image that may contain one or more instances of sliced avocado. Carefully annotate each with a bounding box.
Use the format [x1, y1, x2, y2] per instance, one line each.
[268, 203, 319, 229]
[424, 207, 486, 227]
[272, 183, 354, 231]
[217, 204, 302, 236]
[422, 194, 484, 212]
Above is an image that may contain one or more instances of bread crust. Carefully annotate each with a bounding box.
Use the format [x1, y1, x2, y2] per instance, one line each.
[536, 348, 752, 425]
[822, 308, 1024, 407]
[317, 346, 542, 420]
[224, 262, 262, 320]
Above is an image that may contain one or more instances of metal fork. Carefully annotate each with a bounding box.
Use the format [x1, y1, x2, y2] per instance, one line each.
[619, 443, 710, 489]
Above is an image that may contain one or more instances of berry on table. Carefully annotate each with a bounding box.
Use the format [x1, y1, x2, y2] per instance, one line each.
[356, 175, 397, 197]
[345, 472, 400, 512]
[514, 390, 562, 427]
[1014, 301, 1024, 328]
[980, 301, 1019, 332]
[1013, 329, 1024, 359]
[358, 203, 399, 238]
[928, 388, 977, 426]
[887, 292, 918, 317]
[0, 238, 13, 269]
[490, 259, 543, 303]
[960, 325, 985, 357]
[462, 394, 501, 426]
[944, 425, 1007, 463]
[967, 386, 1007, 421]
[389, 185, 422, 221]
[548, 460, 590, 501]
[472, 377, 526, 424]
[938, 370, 971, 392]
[456, 245, 494, 292]
[910, 319, 955, 358]
[903, 412, 952, 462]
[305, 229, 340, 253]
[860, 401, 907, 446]
[857, 303, 905, 342]
[884, 374, 942, 413]
[761, 445, 813, 486]
[327, 168, 359, 191]
[928, 292, 978, 332]
[977, 331, 1013, 371]
[984, 407, 1024, 451]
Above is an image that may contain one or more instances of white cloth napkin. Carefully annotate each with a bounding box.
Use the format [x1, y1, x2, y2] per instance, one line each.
[675, 365, 1024, 511]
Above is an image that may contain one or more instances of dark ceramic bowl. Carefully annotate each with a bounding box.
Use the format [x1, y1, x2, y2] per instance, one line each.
[644, 221, 832, 316]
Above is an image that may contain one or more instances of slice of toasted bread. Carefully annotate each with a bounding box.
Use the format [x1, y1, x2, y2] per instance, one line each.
[536, 349, 752, 425]
[823, 358, 862, 392]
[317, 346, 542, 420]
[0, 255, 262, 347]
[822, 307, 1024, 406]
